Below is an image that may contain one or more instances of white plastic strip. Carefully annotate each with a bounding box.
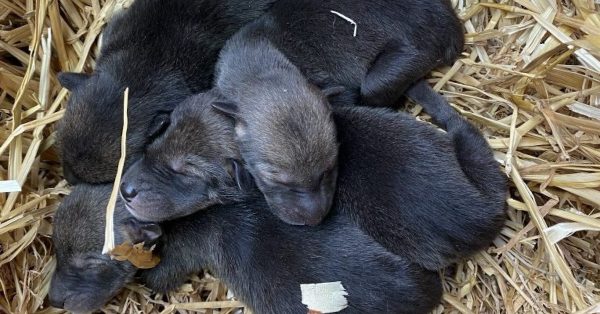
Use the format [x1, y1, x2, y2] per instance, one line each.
[330, 11, 357, 37]
[545, 222, 600, 245]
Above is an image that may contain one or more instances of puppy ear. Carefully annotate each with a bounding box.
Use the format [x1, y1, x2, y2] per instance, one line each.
[147, 112, 171, 138]
[122, 218, 163, 245]
[57, 72, 90, 90]
[322, 86, 346, 97]
[212, 102, 239, 119]
[229, 159, 254, 191]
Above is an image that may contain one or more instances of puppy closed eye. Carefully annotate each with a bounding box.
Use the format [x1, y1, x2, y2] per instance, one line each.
[288, 187, 306, 194]
[267, 178, 303, 193]
[170, 159, 196, 175]
[72, 256, 111, 270]
[170, 156, 220, 179]
[170, 161, 206, 179]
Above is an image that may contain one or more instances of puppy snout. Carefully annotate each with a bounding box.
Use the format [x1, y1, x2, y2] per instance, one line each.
[298, 192, 330, 226]
[273, 192, 330, 226]
[120, 182, 138, 202]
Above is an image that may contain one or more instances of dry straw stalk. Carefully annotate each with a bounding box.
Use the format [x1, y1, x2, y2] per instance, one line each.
[1, 0, 600, 313]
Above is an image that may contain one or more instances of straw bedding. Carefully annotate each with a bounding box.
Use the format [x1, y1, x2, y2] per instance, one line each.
[1, 0, 599, 313]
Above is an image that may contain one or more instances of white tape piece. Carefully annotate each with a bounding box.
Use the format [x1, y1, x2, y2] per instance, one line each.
[0, 180, 21, 193]
[300, 281, 348, 313]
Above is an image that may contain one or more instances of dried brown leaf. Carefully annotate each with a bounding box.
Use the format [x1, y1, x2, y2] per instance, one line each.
[110, 242, 160, 269]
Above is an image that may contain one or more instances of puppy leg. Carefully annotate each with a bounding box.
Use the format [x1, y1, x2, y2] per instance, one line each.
[140, 254, 198, 293]
[139, 233, 204, 293]
[361, 40, 435, 107]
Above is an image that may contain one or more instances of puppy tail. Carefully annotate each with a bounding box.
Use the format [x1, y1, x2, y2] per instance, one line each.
[405, 80, 507, 205]
[404, 80, 456, 130]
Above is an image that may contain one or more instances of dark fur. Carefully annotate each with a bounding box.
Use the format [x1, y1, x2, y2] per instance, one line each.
[120, 91, 242, 222]
[49, 185, 138, 313]
[50, 184, 442, 313]
[57, 0, 276, 184]
[121, 82, 506, 269]
[204, 0, 463, 224]
[212, 36, 341, 226]
[227, 0, 463, 107]
[331, 80, 507, 269]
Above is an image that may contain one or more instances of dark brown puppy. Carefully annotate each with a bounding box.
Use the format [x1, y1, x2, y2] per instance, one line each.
[48, 185, 158, 313]
[213, 39, 339, 225]
[120, 91, 241, 221]
[120, 82, 507, 270]
[56, 0, 277, 184]
[49, 184, 442, 314]
[209, 0, 463, 225]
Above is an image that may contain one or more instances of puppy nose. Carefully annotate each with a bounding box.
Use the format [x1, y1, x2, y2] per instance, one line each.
[48, 295, 64, 309]
[299, 192, 331, 226]
[120, 182, 138, 202]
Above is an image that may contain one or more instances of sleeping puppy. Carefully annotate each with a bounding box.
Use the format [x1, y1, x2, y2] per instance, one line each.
[210, 0, 464, 225]
[120, 83, 507, 270]
[213, 41, 340, 225]
[221, 0, 464, 107]
[49, 184, 442, 314]
[56, 0, 277, 184]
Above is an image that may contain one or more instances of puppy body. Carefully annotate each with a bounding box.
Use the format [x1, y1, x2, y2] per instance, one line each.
[227, 0, 464, 106]
[146, 192, 442, 314]
[57, 0, 276, 184]
[332, 82, 507, 269]
[121, 85, 507, 270]
[50, 184, 442, 314]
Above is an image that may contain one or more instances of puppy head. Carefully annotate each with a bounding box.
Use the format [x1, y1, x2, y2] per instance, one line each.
[57, 72, 127, 184]
[119, 91, 247, 222]
[57, 70, 188, 184]
[213, 84, 341, 226]
[49, 184, 161, 313]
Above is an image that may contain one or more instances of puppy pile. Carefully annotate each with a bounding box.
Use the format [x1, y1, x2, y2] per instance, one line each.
[49, 0, 507, 313]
